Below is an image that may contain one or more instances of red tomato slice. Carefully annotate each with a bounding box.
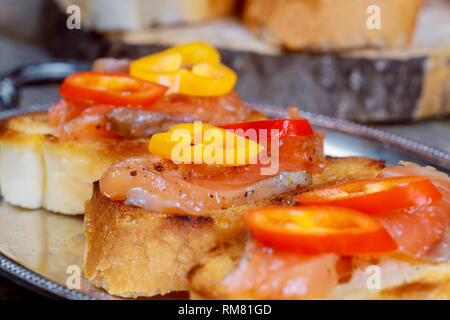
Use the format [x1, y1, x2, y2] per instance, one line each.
[59, 72, 168, 107]
[245, 206, 397, 255]
[297, 176, 442, 215]
[220, 119, 313, 142]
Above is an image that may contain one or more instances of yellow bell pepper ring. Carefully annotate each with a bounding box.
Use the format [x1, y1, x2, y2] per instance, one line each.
[148, 122, 263, 166]
[129, 42, 237, 97]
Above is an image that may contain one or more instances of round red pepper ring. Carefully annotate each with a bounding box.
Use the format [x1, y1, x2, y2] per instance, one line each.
[297, 176, 442, 215]
[245, 206, 397, 255]
[220, 119, 313, 142]
[59, 72, 168, 107]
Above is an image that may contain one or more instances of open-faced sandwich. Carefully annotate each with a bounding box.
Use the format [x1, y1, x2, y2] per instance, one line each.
[0, 42, 264, 214]
[188, 162, 450, 299]
[83, 108, 389, 297]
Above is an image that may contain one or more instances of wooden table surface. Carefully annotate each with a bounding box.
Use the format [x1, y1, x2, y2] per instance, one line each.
[0, 29, 448, 300]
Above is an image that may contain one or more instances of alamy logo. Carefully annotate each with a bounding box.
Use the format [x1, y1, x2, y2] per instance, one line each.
[66, 265, 81, 289]
[367, 5, 381, 30]
[66, 5, 81, 30]
[366, 265, 381, 290]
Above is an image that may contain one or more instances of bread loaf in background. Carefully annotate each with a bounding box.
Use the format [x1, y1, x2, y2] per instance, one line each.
[41, 0, 449, 122]
[243, 0, 423, 51]
[55, 0, 238, 31]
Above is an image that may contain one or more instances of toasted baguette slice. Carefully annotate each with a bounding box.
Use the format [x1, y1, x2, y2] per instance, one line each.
[0, 112, 148, 214]
[84, 156, 384, 297]
[244, 0, 423, 50]
[0, 107, 266, 214]
[188, 160, 450, 300]
[188, 239, 450, 300]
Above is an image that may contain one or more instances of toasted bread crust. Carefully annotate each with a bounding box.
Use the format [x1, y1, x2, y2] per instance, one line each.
[309, 156, 385, 188]
[0, 112, 148, 214]
[84, 156, 384, 297]
[0, 112, 148, 157]
[85, 182, 289, 297]
[84, 180, 308, 297]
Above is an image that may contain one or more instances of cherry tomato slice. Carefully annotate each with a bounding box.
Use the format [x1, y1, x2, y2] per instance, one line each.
[59, 72, 168, 107]
[220, 119, 313, 142]
[297, 176, 442, 215]
[245, 206, 397, 255]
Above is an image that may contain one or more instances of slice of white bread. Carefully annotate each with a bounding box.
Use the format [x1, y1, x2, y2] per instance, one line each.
[55, 0, 238, 31]
[0, 112, 148, 214]
[188, 239, 450, 300]
[84, 157, 384, 297]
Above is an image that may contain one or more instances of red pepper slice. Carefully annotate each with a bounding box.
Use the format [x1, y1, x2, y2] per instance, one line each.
[297, 176, 442, 215]
[59, 72, 168, 107]
[220, 119, 313, 142]
[245, 206, 397, 255]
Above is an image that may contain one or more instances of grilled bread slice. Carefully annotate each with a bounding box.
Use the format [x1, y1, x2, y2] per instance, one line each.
[84, 156, 384, 297]
[0, 106, 266, 214]
[0, 112, 148, 214]
[188, 161, 450, 300]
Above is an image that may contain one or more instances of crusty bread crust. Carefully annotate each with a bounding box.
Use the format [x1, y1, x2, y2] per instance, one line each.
[0, 112, 148, 214]
[244, 0, 423, 50]
[84, 182, 296, 297]
[84, 156, 384, 297]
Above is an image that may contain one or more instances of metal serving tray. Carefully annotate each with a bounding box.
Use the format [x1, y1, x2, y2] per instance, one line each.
[0, 62, 448, 300]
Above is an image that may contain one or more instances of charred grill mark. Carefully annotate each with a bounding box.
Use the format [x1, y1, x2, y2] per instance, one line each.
[168, 214, 214, 226]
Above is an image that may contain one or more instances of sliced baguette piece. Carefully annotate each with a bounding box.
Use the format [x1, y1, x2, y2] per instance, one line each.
[243, 0, 423, 51]
[188, 160, 450, 300]
[55, 0, 238, 31]
[0, 112, 148, 214]
[0, 103, 266, 215]
[84, 156, 384, 297]
[0, 113, 50, 209]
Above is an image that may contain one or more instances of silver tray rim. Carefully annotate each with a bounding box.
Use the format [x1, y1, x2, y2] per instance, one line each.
[0, 103, 448, 300]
